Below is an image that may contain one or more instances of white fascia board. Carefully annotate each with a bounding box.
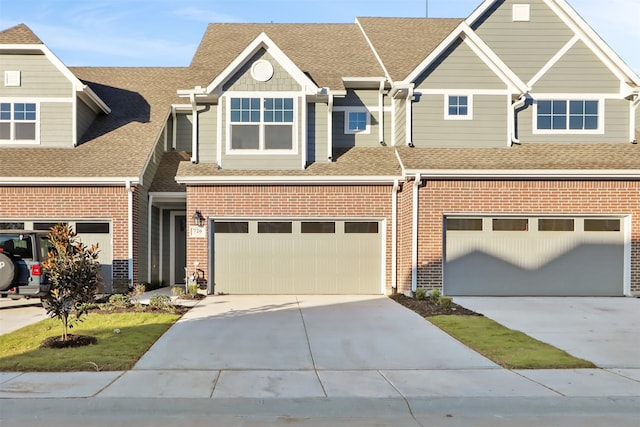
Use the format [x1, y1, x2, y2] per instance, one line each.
[402, 23, 527, 94]
[205, 32, 319, 95]
[342, 76, 387, 88]
[465, 0, 499, 27]
[175, 175, 400, 185]
[0, 177, 140, 185]
[402, 169, 640, 179]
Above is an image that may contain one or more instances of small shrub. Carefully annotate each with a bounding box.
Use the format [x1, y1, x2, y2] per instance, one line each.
[187, 283, 199, 297]
[428, 288, 441, 304]
[108, 294, 132, 309]
[414, 288, 427, 300]
[149, 294, 172, 310]
[438, 296, 453, 310]
[171, 286, 185, 297]
[129, 283, 146, 306]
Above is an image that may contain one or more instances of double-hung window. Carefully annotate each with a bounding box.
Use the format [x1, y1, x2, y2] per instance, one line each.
[0, 102, 37, 142]
[445, 95, 472, 120]
[229, 96, 295, 151]
[536, 99, 601, 133]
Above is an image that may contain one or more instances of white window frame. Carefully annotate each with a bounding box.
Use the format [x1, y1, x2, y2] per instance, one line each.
[0, 100, 39, 144]
[225, 92, 298, 155]
[344, 108, 371, 134]
[444, 94, 473, 120]
[532, 97, 605, 135]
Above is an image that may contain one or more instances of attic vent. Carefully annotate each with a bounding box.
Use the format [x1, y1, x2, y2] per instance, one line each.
[251, 60, 274, 82]
[4, 71, 21, 87]
[512, 4, 530, 22]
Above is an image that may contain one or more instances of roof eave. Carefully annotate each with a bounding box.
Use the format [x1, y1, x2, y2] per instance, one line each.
[175, 175, 400, 185]
[403, 169, 640, 179]
[0, 177, 141, 186]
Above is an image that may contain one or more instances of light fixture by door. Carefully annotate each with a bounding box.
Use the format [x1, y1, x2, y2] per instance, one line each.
[191, 210, 205, 227]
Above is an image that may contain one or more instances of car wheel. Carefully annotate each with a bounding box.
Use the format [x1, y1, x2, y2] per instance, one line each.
[0, 252, 16, 292]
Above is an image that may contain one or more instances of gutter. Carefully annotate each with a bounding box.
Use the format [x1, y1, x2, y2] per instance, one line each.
[402, 169, 640, 179]
[190, 93, 198, 164]
[510, 94, 528, 146]
[126, 179, 134, 286]
[0, 177, 140, 185]
[175, 175, 401, 185]
[411, 173, 420, 294]
[391, 179, 399, 290]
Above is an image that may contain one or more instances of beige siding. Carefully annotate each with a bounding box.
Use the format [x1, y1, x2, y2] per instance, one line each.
[40, 102, 73, 146]
[175, 114, 192, 152]
[223, 49, 300, 92]
[416, 39, 506, 90]
[412, 94, 508, 148]
[332, 110, 381, 148]
[394, 99, 406, 146]
[198, 104, 218, 163]
[473, 0, 574, 82]
[384, 106, 392, 145]
[334, 89, 379, 107]
[517, 98, 630, 143]
[76, 99, 96, 141]
[636, 106, 640, 139]
[307, 102, 329, 163]
[533, 41, 621, 93]
[0, 54, 73, 98]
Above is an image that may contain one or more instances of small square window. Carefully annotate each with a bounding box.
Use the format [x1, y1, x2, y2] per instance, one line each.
[345, 110, 369, 134]
[513, 4, 530, 21]
[445, 95, 473, 120]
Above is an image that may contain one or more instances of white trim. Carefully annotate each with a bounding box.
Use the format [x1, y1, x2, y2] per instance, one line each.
[0, 96, 72, 103]
[444, 94, 474, 121]
[403, 169, 640, 179]
[327, 94, 333, 161]
[176, 175, 400, 185]
[217, 97, 223, 167]
[419, 89, 509, 96]
[147, 193, 154, 283]
[355, 18, 392, 82]
[0, 177, 140, 185]
[169, 211, 187, 286]
[623, 215, 632, 296]
[380, 217, 387, 294]
[411, 174, 420, 293]
[0, 100, 40, 144]
[378, 80, 385, 144]
[532, 98, 605, 135]
[391, 96, 396, 146]
[391, 179, 399, 289]
[405, 87, 413, 146]
[301, 92, 307, 169]
[342, 108, 371, 135]
[126, 180, 134, 286]
[527, 35, 580, 89]
[159, 208, 164, 284]
[190, 93, 198, 163]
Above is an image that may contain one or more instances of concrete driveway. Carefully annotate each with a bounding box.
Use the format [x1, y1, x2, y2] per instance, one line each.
[0, 299, 47, 336]
[135, 295, 496, 371]
[454, 297, 640, 369]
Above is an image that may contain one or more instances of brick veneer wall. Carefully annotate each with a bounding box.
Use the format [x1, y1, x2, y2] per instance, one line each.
[408, 179, 640, 294]
[0, 185, 137, 287]
[186, 184, 395, 293]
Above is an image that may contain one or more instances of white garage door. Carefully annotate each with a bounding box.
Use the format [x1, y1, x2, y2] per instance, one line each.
[444, 216, 625, 296]
[213, 219, 382, 294]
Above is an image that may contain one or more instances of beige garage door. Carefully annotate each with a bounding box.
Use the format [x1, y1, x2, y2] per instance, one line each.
[213, 220, 382, 294]
[444, 216, 625, 296]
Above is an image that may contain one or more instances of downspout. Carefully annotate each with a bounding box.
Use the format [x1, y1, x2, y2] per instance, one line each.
[379, 80, 385, 145]
[147, 193, 153, 283]
[190, 93, 198, 163]
[411, 173, 420, 294]
[391, 179, 399, 290]
[406, 85, 414, 147]
[510, 94, 527, 146]
[126, 179, 134, 287]
[327, 93, 334, 161]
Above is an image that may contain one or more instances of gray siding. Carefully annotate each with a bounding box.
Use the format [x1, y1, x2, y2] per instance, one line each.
[415, 39, 506, 90]
[384, 106, 392, 145]
[137, 186, 149, 283]
[161, 210, 172, 282]
[413, 94, 508, 147]
[307, 102, 329, 163]
[40, 102, 73, 146]
[175, 114, 193, 152]
[517, 98, 630, 143]
[394, 99, 406, 146]
[198, 104, 218, 163]
[636, 106, 640, 140]
[473, 0, 574, 83]
[533, 41, 620, 93]
[223, 49, 300, 92]
[332, 110, 382, 148]
[76, 99, 96, 141]
[0, 54, 73, 98]
[150, 206, 160, 282]
[334, 90, 379, 108]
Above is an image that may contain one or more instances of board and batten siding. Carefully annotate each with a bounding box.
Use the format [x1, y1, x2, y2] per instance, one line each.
[223, 49, 300, 92]
[517, 98, 630, 143]
[472, 0, 574, 83]
[415, 39, 506, 90]
[198, 104, 217, 163]
[532, 41, 621, 93]
[0, 54, 73, 98]
[413, 94, 508, 147]
[307, 102, 330, 163]
[76, 99, 96, 141]
[39, 102, 73, 146]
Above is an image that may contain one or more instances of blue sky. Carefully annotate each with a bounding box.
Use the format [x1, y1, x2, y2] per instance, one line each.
[0, 0, 638, 74]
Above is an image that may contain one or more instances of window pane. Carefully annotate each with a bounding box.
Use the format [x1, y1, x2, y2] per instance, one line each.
[264, 111, 274, 122]
[230, 98, 240, 109]
[264, 98, 273, 110]
[76, 222, 110, 233]
[569, 100, 584, 115]
[493, 218, 528, 231]
[552, 116, 566, 129]
[251, 98, 260, 109]
[459, 106, 468, 115]
[584, 116, 598, 130]
[446, 218, 483, 231]
[15, 123, 35, 140]
[258, 222, 292, 233]
[215, 222, 249, 233]
[552, 100, 566, 114]
[34, 222, 64, 231]
[458, 96, 468, 106]
[264, 125, 293, 150]
[0, 123, 9, 139]
[230, 111, 240, 122]
[0, 222, 24, 230]
[348, 111, 367, 131]
[569, 116, 584, 130]
[537, 101, 551, 115]
[301, 222, 335, 233]
[539, 218, 574, 231]
[0, 236, 33, 258]
[584, 219, 620, 232]
[0, 103, 10, 120]
[345, 222, 378, 233]
[231, 125, 259, 149]
[585, 101, 598, 115]
[284, 98, 293, 109]
[537, 116, 551, 129]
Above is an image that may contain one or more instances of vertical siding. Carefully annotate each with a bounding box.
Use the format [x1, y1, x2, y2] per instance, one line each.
[307, 102, 329, 163]
[198, 104, 218, 163]
[394, 99, 406, 146]
[412, 94, 508, 147]
[150, 206, 160, 282]
[415, 39, 506, 90]
[137, 186, 149, 283]
[223, 49, 301, 92]
[76, 99, 96, 141]
[533, 41, 620, 93]
[0, 54, 73, 98]
[473, 0, 574, 82]
[39, 102, 73, 146]
[175, 114, 193, 152]
[517, 98, 630, 143]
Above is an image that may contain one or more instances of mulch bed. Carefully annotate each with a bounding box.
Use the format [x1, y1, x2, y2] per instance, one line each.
[389, 294, 482, 317]
[40, 334, 97, 349]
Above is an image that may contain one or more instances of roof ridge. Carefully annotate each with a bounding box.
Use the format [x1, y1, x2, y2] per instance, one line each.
[0, 23, 43, 44]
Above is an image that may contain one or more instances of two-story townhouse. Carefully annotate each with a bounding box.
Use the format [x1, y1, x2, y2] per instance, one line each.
[1, 0, 639, 298]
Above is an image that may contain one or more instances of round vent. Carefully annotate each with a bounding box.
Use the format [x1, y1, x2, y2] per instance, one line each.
[251, 60, 274, 82]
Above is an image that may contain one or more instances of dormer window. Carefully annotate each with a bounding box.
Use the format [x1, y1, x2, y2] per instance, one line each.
[0, 102, 38, 143]
[228, 96, 295, 152]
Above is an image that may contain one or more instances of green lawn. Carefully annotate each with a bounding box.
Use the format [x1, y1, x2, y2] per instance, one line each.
[0, 312, 182, 372]
[429, 315, 596, 369]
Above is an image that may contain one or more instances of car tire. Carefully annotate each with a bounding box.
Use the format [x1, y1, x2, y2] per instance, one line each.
[0, 252, 16, 292]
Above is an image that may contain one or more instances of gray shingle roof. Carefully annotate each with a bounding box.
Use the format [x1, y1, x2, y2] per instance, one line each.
[190, 23, 386, 90]
[0, 24, 42, 44]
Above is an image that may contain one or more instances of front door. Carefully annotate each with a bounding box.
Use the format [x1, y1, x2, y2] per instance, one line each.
[170, 212, 187, 285]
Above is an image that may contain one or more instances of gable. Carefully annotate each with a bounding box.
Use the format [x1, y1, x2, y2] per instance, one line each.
[472, 0, 574, 83]
[0, 53, 73, 98]
[533, 40, 620, 93]
[222, 49, 301, 92]
[415, 38, 506, 90]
